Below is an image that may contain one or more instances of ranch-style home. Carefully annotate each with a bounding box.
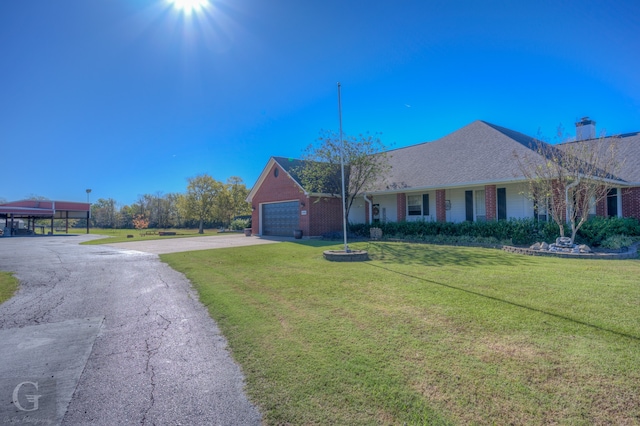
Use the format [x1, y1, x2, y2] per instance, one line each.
[247, 118, 640, 237]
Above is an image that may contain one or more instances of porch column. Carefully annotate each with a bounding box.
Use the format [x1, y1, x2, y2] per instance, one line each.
[397, 193, 406, 221]
[485, 185, 497, 221]
[436, 189, 447, 222]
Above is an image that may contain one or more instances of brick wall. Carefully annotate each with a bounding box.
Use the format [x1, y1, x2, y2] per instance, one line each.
[436, 189, 446, 222]
[622, 187, 640, 220]
[309, 197, 343, 236]
[250, 162, 306, 235]
[485, 185, 496, 221]
[397, 193, 406, 222]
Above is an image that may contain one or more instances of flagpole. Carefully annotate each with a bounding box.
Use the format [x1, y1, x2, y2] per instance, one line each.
[337, 82, 348, 252]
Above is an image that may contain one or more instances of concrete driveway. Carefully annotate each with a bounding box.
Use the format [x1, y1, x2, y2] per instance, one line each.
[105, 232, 284, 254]
[0, 235, 263, 425]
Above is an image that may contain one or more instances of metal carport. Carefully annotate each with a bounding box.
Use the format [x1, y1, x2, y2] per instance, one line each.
[0, 200, 91, 236]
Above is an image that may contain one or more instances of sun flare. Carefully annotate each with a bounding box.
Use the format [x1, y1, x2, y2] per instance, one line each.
[168, 0, 209, 14]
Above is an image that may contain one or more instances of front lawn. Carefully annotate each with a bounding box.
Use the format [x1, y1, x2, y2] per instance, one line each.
[0, 271, 19, 305]
[162, 241, 640, 425]
[78, 228, 228, 245]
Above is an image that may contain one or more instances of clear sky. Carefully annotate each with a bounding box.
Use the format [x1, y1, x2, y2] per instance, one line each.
[1, 0, 639, 206]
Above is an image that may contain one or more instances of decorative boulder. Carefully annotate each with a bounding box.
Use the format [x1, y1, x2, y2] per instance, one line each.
[540, 242, 549, 250]
[530, 242, 541, 250]
[556, 237, 573, 248]
[579, 244, 591, 253]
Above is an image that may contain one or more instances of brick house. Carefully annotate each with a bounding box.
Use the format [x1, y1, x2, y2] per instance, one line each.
[247, 119, 640, 237]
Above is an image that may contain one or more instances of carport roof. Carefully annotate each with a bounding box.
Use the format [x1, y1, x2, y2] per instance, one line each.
[0, 200, 90, 218]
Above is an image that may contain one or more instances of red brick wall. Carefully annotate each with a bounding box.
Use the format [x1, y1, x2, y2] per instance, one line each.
[397, 193, 406, 222]
[309, 197, 343, 237]
[485, 185, 496, 221]
[250, 162, 306, 235]
[250, 161, 344, 237]
[622, 187, 640, 220]
[436, 189, 446, 222]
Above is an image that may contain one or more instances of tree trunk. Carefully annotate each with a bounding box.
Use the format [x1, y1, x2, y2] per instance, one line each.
[198, 219, 204, 234]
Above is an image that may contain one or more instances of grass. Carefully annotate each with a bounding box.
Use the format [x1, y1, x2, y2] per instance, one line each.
[0, 271, 19, 305]
[161, 241, 640, 425]
[77, 228, 230, 245]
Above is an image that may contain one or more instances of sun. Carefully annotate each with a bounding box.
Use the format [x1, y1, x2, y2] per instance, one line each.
[168, 0, 209, 14]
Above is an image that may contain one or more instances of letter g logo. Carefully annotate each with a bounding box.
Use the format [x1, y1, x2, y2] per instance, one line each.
[12, 381, 42, 412]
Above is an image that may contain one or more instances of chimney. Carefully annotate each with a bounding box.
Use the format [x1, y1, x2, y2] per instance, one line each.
[575, 117, 596, 141]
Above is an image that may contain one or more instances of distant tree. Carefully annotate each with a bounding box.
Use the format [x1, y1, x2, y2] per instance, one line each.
[91, 198, 118, 228]
[215, 176, 251, 227]
[26, 194, 49, 200]
[297, 130, 391, 222]
[179, 174, 223, 234]
[516, 129, 622, 244]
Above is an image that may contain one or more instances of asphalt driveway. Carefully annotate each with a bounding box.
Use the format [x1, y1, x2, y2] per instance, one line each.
[0, 235, 262, 425]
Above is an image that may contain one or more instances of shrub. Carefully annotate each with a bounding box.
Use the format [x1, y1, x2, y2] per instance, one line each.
[577, 217, 640, 246]
[230, 218, 251, 231]
[348, 217, 640, 246]
[600, 234, 635, 250]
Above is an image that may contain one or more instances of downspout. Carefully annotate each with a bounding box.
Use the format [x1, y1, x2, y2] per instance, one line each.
[363, 193, 373, 224]
[565, 178, 580, 224]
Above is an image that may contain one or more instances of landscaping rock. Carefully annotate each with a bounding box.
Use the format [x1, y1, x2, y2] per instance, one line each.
[540, 242, 549, 250]
[530, 242, 541, 250]
[579, 244, 591, 253]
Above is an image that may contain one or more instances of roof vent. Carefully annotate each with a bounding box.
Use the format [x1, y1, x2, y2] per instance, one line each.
[575, 116, 596, 141]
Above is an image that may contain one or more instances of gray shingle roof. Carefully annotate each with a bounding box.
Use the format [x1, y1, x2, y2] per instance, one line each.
[375, 120, 545, 192]
[556, 132, 640, 184]
[271, 122, 639, 196]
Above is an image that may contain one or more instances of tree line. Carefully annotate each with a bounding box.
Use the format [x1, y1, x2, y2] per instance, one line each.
[89, 174, 251, 233]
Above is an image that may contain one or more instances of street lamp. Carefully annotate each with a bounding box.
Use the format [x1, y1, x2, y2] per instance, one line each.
[86, 189, 92, 203]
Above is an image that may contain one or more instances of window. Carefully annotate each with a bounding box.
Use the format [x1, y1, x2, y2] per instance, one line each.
[497, 188, 507, 220]
[407, 195, 422, 216]
[535, 197, 549, 222]
[476, 190, 486, 221]
[607, 188, 618, 217]
[407, 194, 430, 216]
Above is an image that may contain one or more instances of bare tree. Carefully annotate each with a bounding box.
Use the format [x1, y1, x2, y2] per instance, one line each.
[516, 130, 622, 244]
[297, 130, 391, 223]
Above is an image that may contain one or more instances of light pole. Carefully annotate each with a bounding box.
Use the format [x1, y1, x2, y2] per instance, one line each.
[86, 189, 92, 203]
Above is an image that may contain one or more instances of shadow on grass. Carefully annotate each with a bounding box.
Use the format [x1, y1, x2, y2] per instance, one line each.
[363, 241, 538, 268]
[367, 261, 640, 342]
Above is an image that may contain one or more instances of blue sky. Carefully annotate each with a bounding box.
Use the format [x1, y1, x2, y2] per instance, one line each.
[1, 0, 639, 206]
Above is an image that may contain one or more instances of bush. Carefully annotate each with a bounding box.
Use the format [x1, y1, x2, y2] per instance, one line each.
[600, 234, 635, 250]
[349, 217, 640, 247]
[230, 218, 251, 231]
[577, 217, 640, 246]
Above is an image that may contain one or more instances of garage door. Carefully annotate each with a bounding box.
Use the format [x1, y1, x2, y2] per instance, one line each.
[262, 201, 299, 236]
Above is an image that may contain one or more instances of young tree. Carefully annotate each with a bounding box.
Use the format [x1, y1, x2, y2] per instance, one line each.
[297, 130, 391, 223]
[516, 130, 622, 244]
[132, 214, 150, 235]
[179, 174, 223, 234]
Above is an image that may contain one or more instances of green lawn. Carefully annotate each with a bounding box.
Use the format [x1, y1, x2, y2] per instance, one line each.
[78, 228, 229, 245]
[162, 241, 640, 425]
[0, 271, 19, 305]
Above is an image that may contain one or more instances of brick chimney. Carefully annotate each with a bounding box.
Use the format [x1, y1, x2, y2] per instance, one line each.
[575, 117, 596, 141]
